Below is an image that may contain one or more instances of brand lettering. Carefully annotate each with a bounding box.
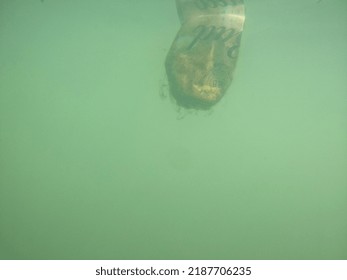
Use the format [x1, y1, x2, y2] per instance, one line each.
[194, 0, 243, 10]
[187, 25, 240, 58]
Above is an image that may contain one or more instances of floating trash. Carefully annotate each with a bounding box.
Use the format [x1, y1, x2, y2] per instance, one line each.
[166, 0, 245, 110]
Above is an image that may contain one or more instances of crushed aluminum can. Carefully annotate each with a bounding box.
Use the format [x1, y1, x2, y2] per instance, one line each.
[166, 0, 245, 110]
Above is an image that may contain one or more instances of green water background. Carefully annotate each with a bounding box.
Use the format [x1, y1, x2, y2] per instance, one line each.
[0, 0, 346, 259]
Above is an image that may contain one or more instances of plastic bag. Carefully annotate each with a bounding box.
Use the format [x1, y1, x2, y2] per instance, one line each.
[166, 0, 245, 109]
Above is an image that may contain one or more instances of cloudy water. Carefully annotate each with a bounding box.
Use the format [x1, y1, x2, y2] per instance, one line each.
[0, 0, 346, 259]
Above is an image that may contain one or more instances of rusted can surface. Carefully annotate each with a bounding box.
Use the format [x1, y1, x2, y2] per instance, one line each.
[166, 0, 245, 110]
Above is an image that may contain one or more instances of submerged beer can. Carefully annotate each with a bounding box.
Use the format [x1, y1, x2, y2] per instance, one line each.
[166, 0, 245, 110]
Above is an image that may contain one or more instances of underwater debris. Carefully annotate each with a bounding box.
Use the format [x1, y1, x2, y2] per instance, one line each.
[166, 0, 245, 110]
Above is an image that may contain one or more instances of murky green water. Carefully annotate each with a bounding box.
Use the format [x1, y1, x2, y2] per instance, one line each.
[0, 0, 346, 259]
